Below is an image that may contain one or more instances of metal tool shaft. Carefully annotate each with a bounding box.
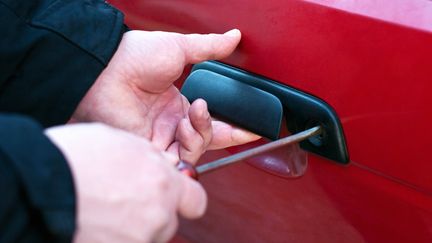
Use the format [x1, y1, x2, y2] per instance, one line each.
[195, 126, 321, 174]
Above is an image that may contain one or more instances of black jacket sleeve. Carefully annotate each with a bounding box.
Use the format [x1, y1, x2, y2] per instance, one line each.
[0, 0, 126, 127]
[0, 0, 127, 242]
[0, 115, 75, 243]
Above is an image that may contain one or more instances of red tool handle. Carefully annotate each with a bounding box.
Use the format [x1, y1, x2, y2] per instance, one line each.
[176, 160, 199, 180]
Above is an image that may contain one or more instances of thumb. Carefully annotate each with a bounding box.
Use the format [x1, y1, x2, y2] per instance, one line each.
[180, 29, 241, 64]
[177, 175, 208, 219]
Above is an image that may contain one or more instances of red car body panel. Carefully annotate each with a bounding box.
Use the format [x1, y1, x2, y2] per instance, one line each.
[110, 0, 432, 242]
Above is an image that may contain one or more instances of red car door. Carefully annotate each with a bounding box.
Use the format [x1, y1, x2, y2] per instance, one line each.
[109, 0, 432, 242]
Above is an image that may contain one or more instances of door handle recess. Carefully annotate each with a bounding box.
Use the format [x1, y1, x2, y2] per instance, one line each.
[181, 61, 349, 164]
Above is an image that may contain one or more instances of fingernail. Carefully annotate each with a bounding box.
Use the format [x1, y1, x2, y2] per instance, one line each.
[224, 29, 240, 37]
[197, 99, 209, 119]
[202, 110, 210, 119]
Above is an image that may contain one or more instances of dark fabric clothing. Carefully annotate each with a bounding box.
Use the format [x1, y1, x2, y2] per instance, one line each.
[0, 115, 75, 243]
[0, 0, 126, 242]
[0, 0, 125, 127]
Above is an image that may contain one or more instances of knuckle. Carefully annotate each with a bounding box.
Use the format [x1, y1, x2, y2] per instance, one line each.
[184, 137, 204, 154]
[151, 167, 172, 191]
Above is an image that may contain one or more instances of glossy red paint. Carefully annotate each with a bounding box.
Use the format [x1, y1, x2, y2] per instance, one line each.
[109, 0, 432, 242]
[307, 0, 432, 31]
[180, 151, 432, 243]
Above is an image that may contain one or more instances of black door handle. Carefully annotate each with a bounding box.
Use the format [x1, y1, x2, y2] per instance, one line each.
[181, 61, 349, 164]
[181, 69, 283, 140]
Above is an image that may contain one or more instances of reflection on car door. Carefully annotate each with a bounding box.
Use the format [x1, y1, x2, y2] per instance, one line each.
[110, 0, 432, 242]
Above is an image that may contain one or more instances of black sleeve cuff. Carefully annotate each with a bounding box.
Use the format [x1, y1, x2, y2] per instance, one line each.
[0, 114, 76, 242]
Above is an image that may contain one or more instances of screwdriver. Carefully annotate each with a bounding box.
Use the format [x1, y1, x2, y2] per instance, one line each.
[176, 126, 322, 180]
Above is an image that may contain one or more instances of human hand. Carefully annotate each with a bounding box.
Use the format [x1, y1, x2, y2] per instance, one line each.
[46, 123, 206, 243]
[72, 30, 260, 163]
